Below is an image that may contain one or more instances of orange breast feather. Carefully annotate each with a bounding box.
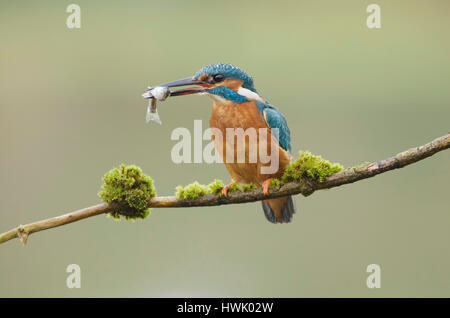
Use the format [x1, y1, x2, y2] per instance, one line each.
[209, 101, 291, 185]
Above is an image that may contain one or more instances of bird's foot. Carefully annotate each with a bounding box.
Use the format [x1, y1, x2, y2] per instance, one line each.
[221, 183, 233, 196]
[262, 178, 271, 195]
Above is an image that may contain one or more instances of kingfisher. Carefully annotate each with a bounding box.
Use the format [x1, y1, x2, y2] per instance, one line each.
[150, 63, 296, 223]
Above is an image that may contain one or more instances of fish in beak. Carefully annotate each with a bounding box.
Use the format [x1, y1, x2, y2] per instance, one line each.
[142, 77, 207, 124]
[142, 77, 207, 99]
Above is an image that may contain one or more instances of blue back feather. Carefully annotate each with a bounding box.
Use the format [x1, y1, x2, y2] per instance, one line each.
[256, 101, 292, 153]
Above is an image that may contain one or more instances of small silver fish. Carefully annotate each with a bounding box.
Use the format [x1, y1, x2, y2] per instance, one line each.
[142, 86, 170, 125]
[146, 98, 162, 125]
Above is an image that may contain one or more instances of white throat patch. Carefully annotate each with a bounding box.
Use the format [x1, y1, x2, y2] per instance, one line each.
[237, 87, 264, 102]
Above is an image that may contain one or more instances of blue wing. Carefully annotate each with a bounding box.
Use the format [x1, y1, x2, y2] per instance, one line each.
[256, 101, 292, 153]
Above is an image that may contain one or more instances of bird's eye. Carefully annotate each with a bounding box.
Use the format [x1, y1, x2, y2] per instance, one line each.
[213, 74, 225, 83]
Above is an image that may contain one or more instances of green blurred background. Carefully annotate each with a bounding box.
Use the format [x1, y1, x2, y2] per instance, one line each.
[1, 0, 449, 297]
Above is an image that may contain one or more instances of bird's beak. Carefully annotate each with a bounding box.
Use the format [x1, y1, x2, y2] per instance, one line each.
[144, 77, 207, 98]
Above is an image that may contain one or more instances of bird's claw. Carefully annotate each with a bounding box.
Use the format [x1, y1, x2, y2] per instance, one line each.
[221, 184, 232, 196]
[262, 179, 271, 195]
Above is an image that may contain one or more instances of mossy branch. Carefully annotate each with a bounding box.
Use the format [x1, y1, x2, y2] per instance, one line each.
[0, 133, 449, 246]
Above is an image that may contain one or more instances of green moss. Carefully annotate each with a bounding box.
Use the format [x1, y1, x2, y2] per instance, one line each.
[241, 183, 258, 192]
[269, 178, 282, 189]
[228, 182, 241, 193]
[176, 181, 210, 199]
[175, 185, 185, 199]
[282, 151, 343, 183]
[176, 180, 261, 199]
[207, 179, 225, 195]
[98, 164, 156, 220]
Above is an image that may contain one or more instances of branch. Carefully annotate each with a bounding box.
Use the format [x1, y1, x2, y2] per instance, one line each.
[1, 133, 449, 246]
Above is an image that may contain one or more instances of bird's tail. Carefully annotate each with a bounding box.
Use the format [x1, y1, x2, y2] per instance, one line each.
[261, 196, 296, 224]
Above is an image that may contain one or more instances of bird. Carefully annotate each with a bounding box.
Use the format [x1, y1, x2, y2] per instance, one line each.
[151, 63, 296, 223]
